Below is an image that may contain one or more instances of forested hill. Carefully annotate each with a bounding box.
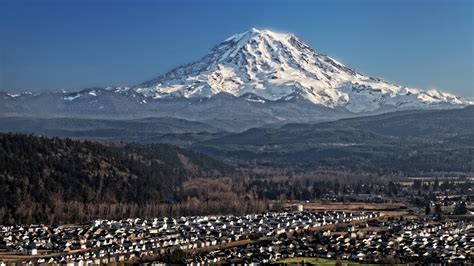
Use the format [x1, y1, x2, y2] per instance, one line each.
[194, 106, 474, 173]
[0, 133, 231, 225]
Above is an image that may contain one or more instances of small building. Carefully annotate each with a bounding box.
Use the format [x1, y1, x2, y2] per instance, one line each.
[25, 242, 37, 255]
[292, 204, 304, 212]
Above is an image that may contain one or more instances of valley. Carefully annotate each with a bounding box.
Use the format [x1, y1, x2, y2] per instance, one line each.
[0, 20, 472, 265]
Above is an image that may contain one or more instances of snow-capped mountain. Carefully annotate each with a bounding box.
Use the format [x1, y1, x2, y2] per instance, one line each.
[135, 28, 464, 112]
[0, 28, 468, 127]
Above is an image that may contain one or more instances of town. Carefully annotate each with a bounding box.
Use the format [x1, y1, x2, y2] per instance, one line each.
[182, 217, 473, 264]
[0, 208, 473, 265]
[0, 211, 380, 264]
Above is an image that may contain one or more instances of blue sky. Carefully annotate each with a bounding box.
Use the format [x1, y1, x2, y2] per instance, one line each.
[1, 0, 472, 97]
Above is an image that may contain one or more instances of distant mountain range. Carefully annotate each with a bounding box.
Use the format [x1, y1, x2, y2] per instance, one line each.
[1, 106, 472, 173]
[193, 106, 474, 173]
[1, 28, 469, 128]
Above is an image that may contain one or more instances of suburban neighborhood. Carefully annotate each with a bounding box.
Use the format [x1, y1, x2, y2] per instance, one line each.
[1, 211, 380, 264]
[0, 209, 472, 264]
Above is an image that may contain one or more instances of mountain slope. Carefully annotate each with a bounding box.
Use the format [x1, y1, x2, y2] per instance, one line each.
[0, 133, 231, 224]
[0, 116, 223, 138]
[137, 28, 465, 112]
[282, 105, 474, 138]
[0, 89, 351, 126]
[192, 106, 474, 173]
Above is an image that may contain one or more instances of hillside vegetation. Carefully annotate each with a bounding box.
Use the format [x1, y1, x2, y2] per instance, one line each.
[194, 107, 474, 173]
[0, 133, 233, 224]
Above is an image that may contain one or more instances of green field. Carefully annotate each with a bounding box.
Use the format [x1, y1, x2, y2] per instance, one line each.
[277, 257, 370, 265]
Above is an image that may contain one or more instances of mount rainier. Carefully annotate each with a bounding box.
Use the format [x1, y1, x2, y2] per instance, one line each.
[1, 28, 468, 126]
[137, 28, 463, 112]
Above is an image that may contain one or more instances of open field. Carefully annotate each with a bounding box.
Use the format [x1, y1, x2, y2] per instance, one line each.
[287, 201, 406, 211]
[0, 250, 60, 262]
[285, 201, 408, 218]
[277, 257, 370, 265]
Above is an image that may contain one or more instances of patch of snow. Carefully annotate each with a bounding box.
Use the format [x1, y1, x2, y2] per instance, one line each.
[114, 87, 130, 93]
[63, 94, 81, 101]
[245, 98, 266, 103]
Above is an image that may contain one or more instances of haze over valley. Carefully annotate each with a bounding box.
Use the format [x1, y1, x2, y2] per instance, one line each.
[0, 0, 473, 264]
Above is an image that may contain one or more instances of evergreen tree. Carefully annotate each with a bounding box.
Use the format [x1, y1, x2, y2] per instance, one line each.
[453, 201, 467, 215]
[425, 202, 431, 215]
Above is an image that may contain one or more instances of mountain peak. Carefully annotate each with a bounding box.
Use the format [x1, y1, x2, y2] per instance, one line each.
[136, 29, 465, 112]
[223, 28, 294, 45]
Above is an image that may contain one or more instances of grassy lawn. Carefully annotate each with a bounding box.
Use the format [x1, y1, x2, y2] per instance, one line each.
[0, 251, 61, 262]
[277, 257, 370, 265]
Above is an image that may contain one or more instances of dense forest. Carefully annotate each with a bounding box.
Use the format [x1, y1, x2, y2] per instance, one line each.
[0, 133, 400, 225]
[0, 133, 269, 225]
[1, 129, 472, 225]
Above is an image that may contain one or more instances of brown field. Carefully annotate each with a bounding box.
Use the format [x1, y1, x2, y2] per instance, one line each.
[0, 250, 60, 262]
[285, 201, 408, 217]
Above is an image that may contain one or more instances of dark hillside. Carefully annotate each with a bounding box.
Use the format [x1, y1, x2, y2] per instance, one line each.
[0, 133, 231, 224]
[194, 107, 474, 173]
